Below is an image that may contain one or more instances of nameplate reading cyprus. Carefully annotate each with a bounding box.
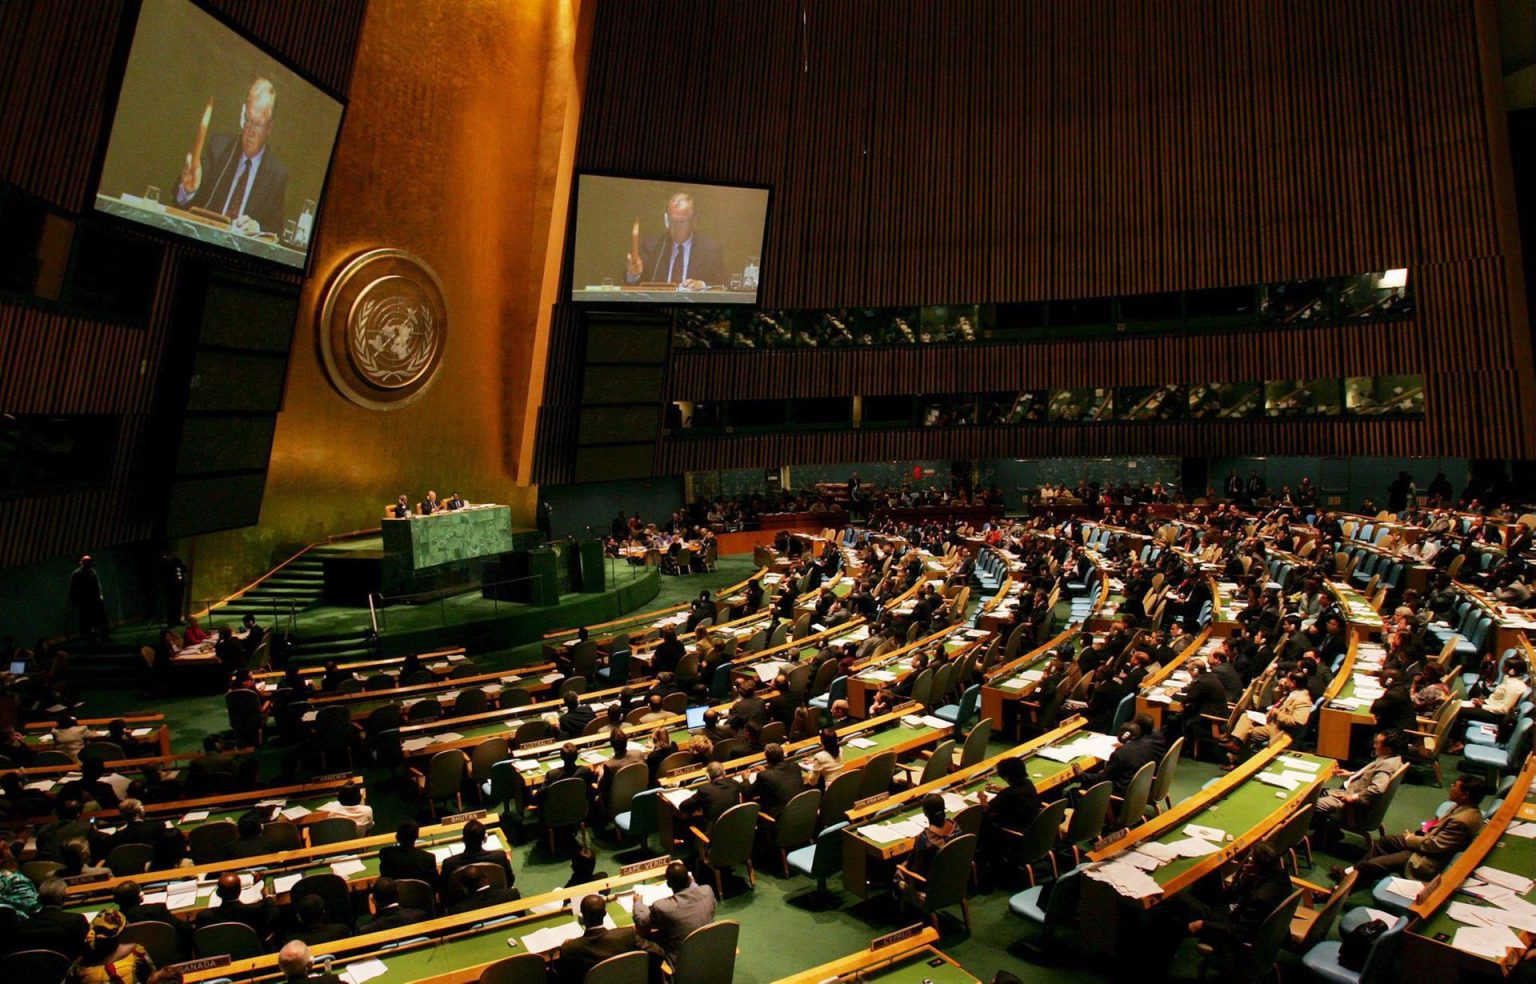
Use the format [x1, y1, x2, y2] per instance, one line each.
[870, 924, 926, 951]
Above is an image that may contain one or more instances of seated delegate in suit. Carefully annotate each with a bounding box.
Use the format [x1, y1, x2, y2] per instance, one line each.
[1310, 730, 1406, 846]
[391, 495, 410, 518]
[1339, 775, 1486, 883]
[540, 744, 597, 807]
[622, 193, 727, 288]
[749, 743, 805, 817]
[112, 879, 194, 953]
[440, 818, 516, 892]
[195, 872, 278, 940]
[172, 78, 289, 236]
[559, 692, 597, 739]
[555, 894, 639, 984]
[13, 878, 88, 960]
[976, 756, 1042, 860]
[632, 861, 717, 964]
[378, 821, 439, 887]
[681, 762, 742, 831]
[223, 811, 280, 861]
[418, 490, 440, 515]
[364, 877, 427, 932]
[1178, 842, 1294, 978]
[445, 864, 521, 914]
[285, 894, 351, 948]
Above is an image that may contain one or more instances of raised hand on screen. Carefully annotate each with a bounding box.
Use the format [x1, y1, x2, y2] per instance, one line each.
[626, 219, 643, 278]
[181, 100, 213, 195]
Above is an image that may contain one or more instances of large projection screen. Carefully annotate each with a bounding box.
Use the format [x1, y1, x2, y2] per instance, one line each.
[95, 0, 345, 270]
[570, 174, 769, 305]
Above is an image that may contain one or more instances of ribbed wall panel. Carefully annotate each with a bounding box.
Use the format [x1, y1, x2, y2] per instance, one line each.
[537, 0, 1534, 476]
[0, 0, 368, 568]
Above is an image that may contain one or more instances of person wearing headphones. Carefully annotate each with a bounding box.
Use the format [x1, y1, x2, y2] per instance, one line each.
[174, 78, 289, 236]
[623, 192, 726, 288]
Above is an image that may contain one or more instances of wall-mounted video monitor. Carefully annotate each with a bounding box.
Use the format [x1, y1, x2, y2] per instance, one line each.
[570, 174, 769, 304]
[94, 0, 345, 270]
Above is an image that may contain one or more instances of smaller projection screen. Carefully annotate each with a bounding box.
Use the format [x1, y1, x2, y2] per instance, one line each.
[570, 174, 769, 305]
[95, 0, 345, 270]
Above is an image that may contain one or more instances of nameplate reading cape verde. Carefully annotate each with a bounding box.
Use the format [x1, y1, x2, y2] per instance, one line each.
[620, 855, 672, 876]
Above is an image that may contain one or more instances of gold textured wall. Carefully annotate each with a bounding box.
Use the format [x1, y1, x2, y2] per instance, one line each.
[187, 0, 587, 603]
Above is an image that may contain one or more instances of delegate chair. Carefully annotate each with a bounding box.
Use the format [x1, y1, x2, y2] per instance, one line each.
[1300, 911, 1410, 984]
[786, 820, 848, 898]
[666, 920, 739, 984]
[195, 921, 263, 961]
[1009, 864, 1084, 958]
[694, 802, 760, 897]
[897, 833, 979, 930]
[540, 776, 591, 850]
[120, 920, 183, 966]
[477, 952, 548, 984]
[587, 950, 648, 984]
[760, 788, 821, 875]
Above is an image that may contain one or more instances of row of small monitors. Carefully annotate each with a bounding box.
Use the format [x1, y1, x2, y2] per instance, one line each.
[670, 272, 1412, 349]
[927, 377, 1425, 425]
[671, 376, 1425, 432]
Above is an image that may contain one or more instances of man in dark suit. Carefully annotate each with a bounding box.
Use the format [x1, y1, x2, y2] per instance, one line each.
[195, 872, 278, 939]
[363, 878, 427, 932]
[35, 800, 91, 861]
[749, 743, 805, 817]
[285, 894, 351, 947]
[732, 680, 770, 729]
[554, 894, 639, 984]
[1209, 650, 1244, 701]
[558, 692, 596, 740]
[113, 879, 193, 954]
[1171, 659, 1229, 738]
[652, 630, 686, 675]
[223, 811, 279, 861]
[623, 193, 728, 288]
[631, 861, 717, 964]
[439, 819, 516, 894]
[681, 762, 742, 831]
[13, 879, 88, 959]
[378, 821, 438, 886]
[445, 864, 520, 915]
[765, 672, 803, 726]
[100, 797, 166, 856]
[174, 79, 289, 235]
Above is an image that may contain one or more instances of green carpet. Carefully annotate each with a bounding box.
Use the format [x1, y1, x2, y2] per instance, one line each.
[66, 562, 1481, 983]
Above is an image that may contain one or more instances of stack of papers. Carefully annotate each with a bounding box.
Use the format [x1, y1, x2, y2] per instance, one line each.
[847, 737, 878, 749]
[1183, 824, 1227, 843]
[331, 856, 367, 878]
[165, 881, 199, 910]
[178, 811, 210, 824]
[1084, 859, 1163, 900]
[1475, 866, 1535, 895]
[273, 873, 304, 894]
[401, 737, 435, 753]
[860, 817, 928, 844]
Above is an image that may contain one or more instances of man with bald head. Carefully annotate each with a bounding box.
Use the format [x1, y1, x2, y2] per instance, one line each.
[175, 77, 290, 235]
[279, 940, 341, 984]
[194, 871, 277, 940]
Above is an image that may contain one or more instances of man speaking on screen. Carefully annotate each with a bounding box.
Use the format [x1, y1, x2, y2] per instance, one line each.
[624, 192, 726, 288]
[175, 78, 289, 236]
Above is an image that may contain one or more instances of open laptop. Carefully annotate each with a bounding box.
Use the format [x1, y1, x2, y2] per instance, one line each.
[685, 705, 708, 729]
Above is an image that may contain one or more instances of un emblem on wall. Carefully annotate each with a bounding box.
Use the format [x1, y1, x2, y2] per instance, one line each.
[319, 249, 447, 410]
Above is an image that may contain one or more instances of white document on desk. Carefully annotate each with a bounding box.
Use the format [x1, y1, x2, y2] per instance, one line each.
[847, 737, 878, 749]
[1451, 925, 1523, 960]
[660, 788, 692, 808]
[521, 921, 585, 953]
[1475, 866, 1535, 895]
[1183, 824, 1227, 844]
[1085, 859, 1163, 900]
[1380, 876, 1424, 900]
[331, 857, 367, 878]
[341, 958, 389, 984]
[272, 873, 304, 895]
